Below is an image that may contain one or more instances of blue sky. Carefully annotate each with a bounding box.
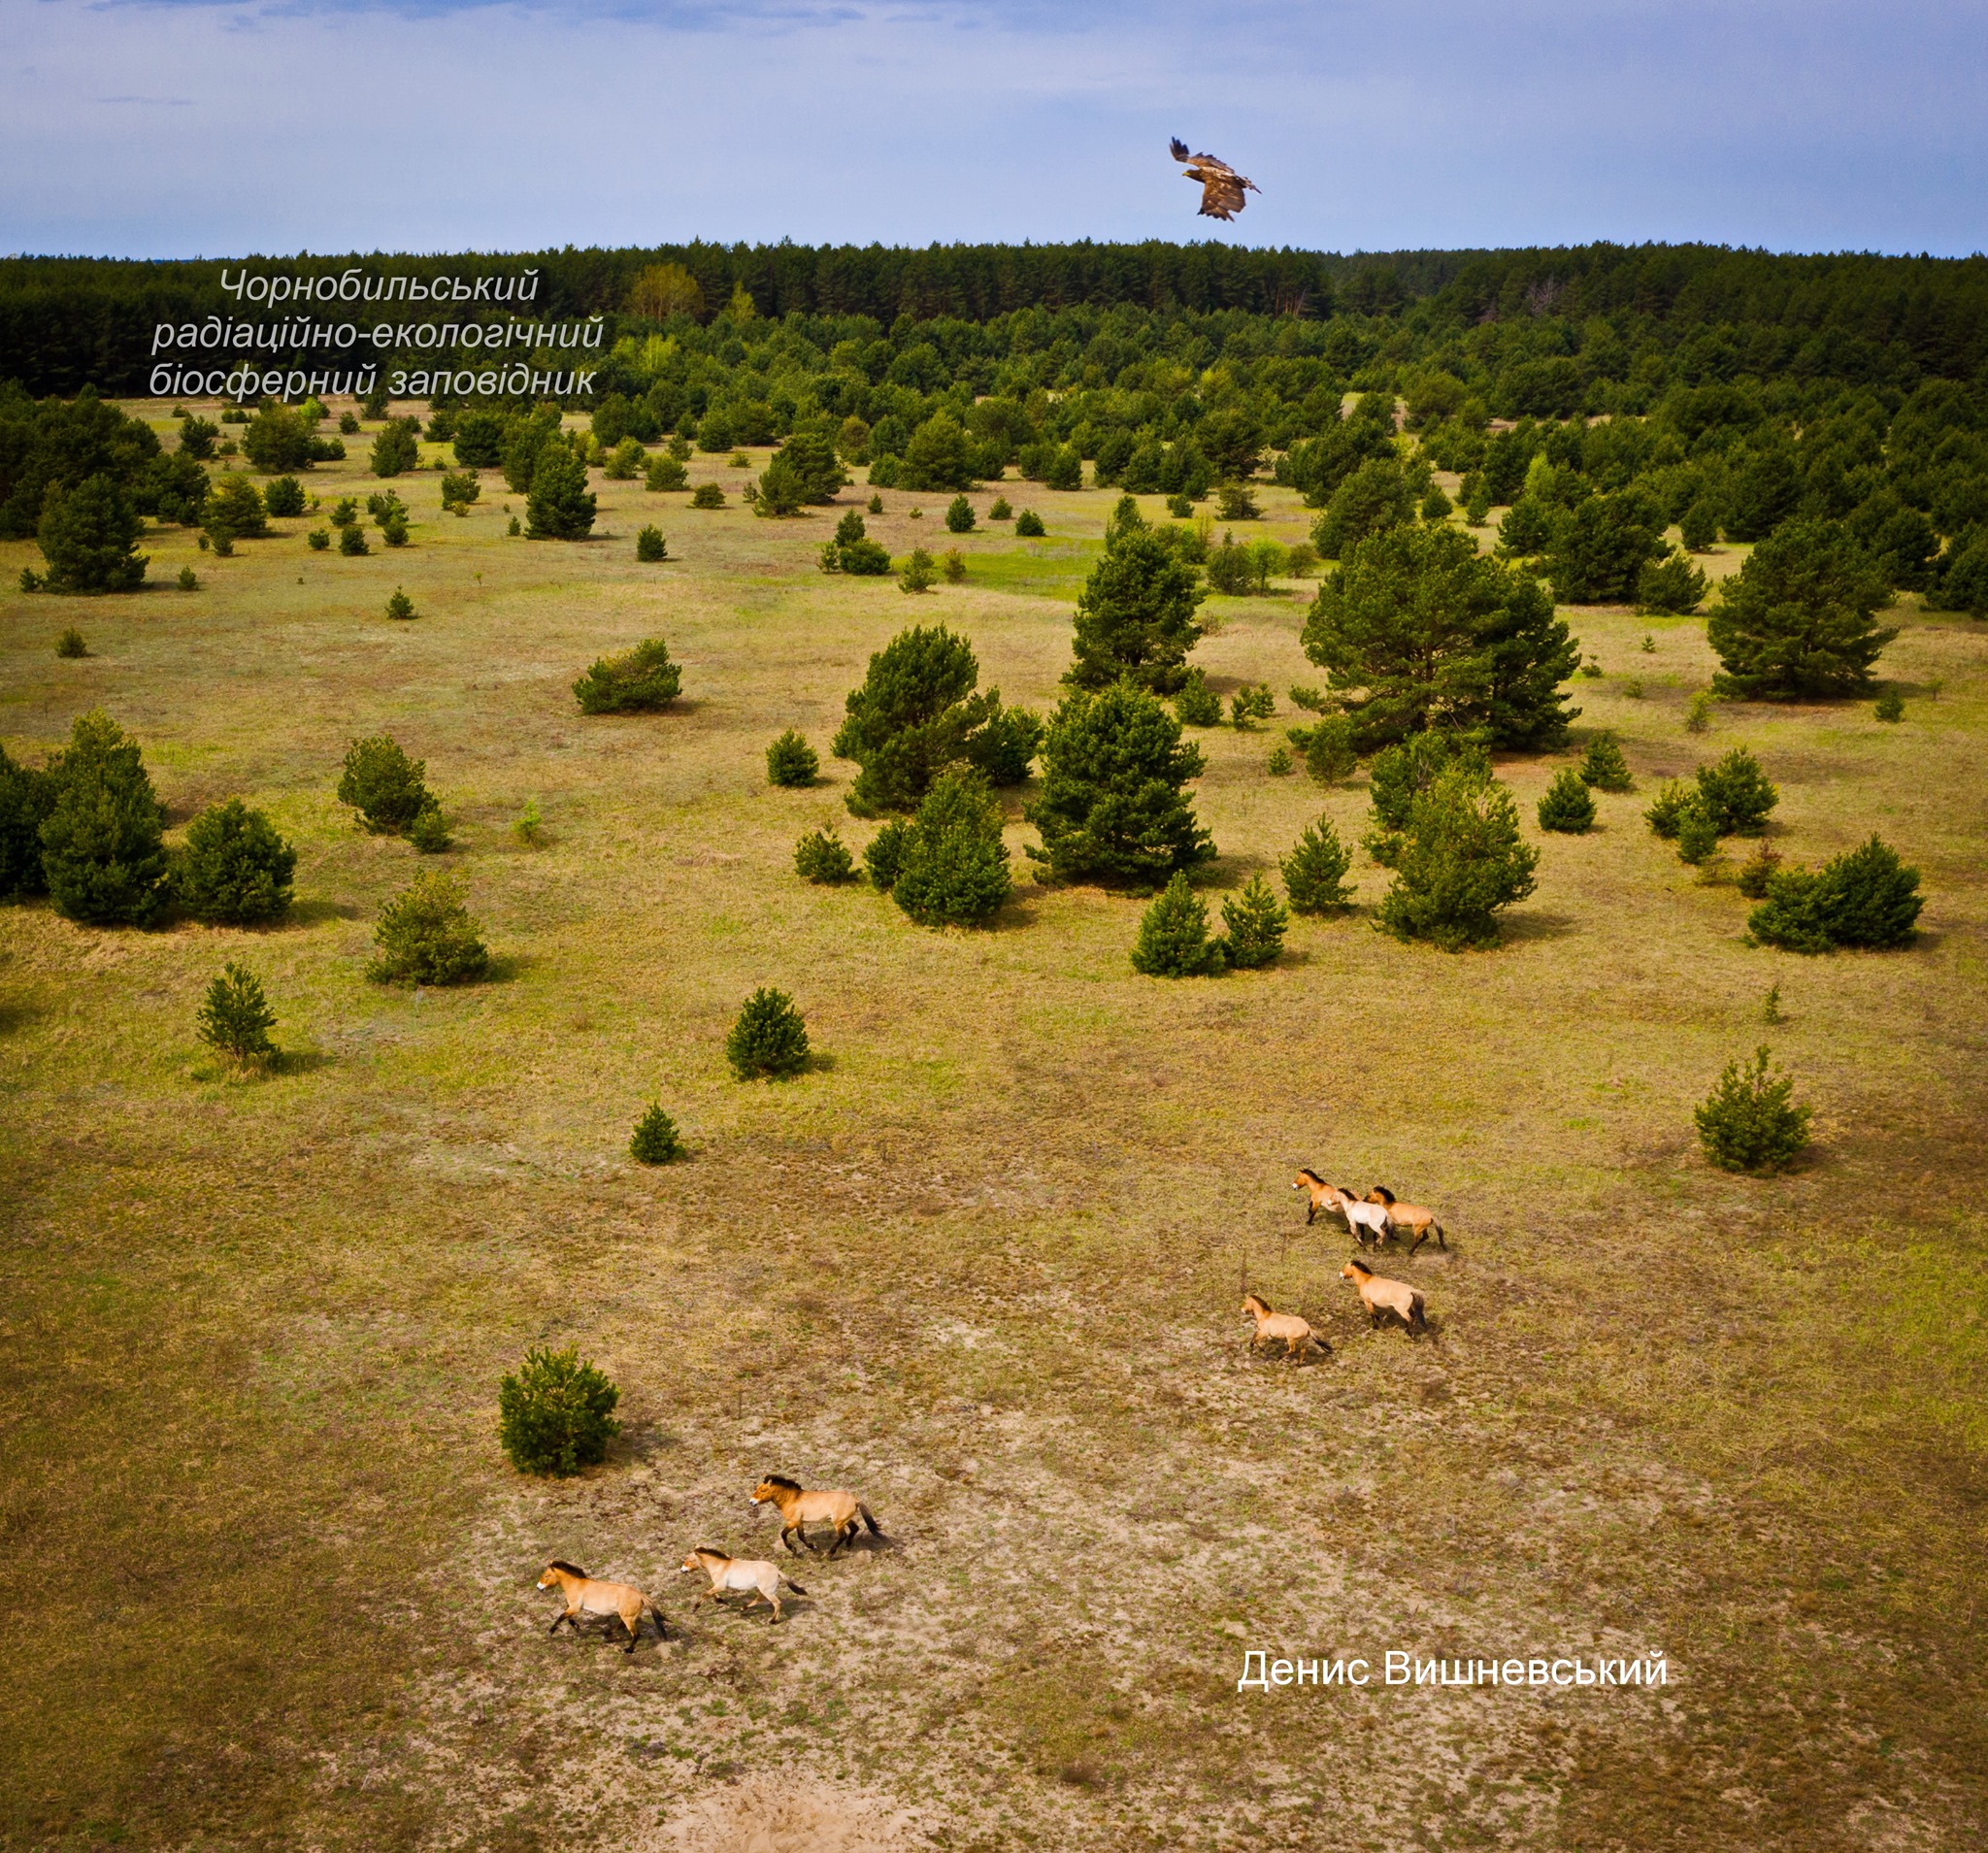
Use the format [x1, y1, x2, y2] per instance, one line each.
[2, 0, 1984, 259]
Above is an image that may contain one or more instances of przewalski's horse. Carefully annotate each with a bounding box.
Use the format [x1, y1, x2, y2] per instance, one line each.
[1242, 1293, 1330, 1364]
[679, 1548, 809, 1624]
[751, 1476, 886, 1556]
[1295, 1174, 1392, 1246]
[536, 1562, 668, 1652]
[1365, 1186, 1447, 1256]
[1341, 1258, 1428, 1339]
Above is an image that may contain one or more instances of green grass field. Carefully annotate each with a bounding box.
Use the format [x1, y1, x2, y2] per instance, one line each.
[2, 414, 1985, 1852]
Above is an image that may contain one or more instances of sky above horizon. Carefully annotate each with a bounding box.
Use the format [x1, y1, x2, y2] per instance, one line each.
[2, 0, 1984, 261]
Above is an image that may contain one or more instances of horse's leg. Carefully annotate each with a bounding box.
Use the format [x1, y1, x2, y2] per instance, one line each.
[1306, 1201, 1316, 1226]
[1408, 1228, 1426, 1259]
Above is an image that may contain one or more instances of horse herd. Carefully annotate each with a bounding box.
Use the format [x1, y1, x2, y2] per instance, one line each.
[534, 1173, 1445, 1649]
[1241, 1172, 1445, 1364]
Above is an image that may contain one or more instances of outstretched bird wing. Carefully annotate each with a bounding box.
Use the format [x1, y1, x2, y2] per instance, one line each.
[1169, 137, 1260, 219]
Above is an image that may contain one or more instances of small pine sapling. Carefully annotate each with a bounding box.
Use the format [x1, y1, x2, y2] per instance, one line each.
[1267, 746, 1294, 776]
[55, 628, 87, 658]
[944, 495, 976, 534]
[1685, 690, 1715, 733]
[367, 873, 489, 984]
[766, 731, 819, 787]
[337, 734, 430, 834]
[1014, 510, 1045, 537]
[942, 547, 967, 583]
[691, 483, 725, 509]
[1735, 842, 1783, 899]
[1173, 671, 1223, 728]
[385, 587, 417, 622]
[1130, 872, 1225, 977]
[868, 493, 884, 514]
[1644, 780, 1692, 839]
[407, 800, 452, 853]
[1694, 1047, 1812, 1173]
[989, 497, 1012, 520]
[195, 961, 279, 1070]
[1874, 689, 1905, 722]
[514, 800, 543, 845]
[1229, 685, 1275, 728]
[497, 1346, 619, 1476]
[794, 827, 856, 884]
[629, 1104, 686, 1165]
[635, 525, 669, 562]
[864, 818, 910, 891]
[1674, 803, 1719, 866]
[1220, 875, 1289, 969]
[726, 987, 811, 1079]
[1577, 732, 1633, 792]
[899, 547, 937, 593]
[1536, 767, 1597, 834]
[1280, 818, 1356, 914]
[1301, 714, 1356, 785]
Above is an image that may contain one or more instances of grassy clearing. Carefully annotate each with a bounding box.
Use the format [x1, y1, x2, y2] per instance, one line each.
[2, 414, 1986, 1851]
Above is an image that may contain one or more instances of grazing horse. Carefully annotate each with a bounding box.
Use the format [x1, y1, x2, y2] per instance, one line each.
[751, 1475, 886, 1557]
[1341, 1258, 1427, 1339]
[536, 1561, 667, 1652]
[679, 1548, 808, 1624]
[1365, 1186, 1447, 1256]
[1242, 1292, 1330, 1363]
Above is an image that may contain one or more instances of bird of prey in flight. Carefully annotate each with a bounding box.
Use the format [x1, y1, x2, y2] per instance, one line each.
[1170, 138, 1261, 220]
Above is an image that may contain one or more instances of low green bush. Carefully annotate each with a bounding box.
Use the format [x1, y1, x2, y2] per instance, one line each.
[1014, 510, 1045, 537]
[1229, 684, 1275, 728]
[942, 547, 967, 583]
[635, 525, 669, 562]
[1131, 873, 1225, 976]
[385, 587, 417, 622]
[1220, 874, 1288, 969]
[1736, 842, 1783, 899]
[1281, 818, 1355, 914]
[645, 455, 688, 492]
[337, 734, 430, 834]
[1577, 732, 1634, 792]
[263, 476, 306, 518]
[1173, 671, 1223, 728]
[1694, 1047, 1812, 1173]
[891, 768, 1011, 927]
[195, 961, 278, 1069]
[338, 523, 369, 555]
[1874, 689, 1905, 722]
[989, 497, 1012, 520]
[407, 800, 452, 853]
[1376, 766, 1539, 951]
[864, 818, 910, 890]
[629, 1104, 686, 1165]
[573, 638, 682, 713]
[794, 826, 856, 883]
[1694, 747, 1778, 835]
[944, 495, 976, 533]
[899, 547, 937, 593]
[497, 1346, 620, 1476]
[690, 482, 725, 509]
[177, 797, 296, 924]
[366, 873, 489, 984]
[1644, 779, 1692, 839]
[1536, 766, 1597, 834]
[1747, 836, 1923, 952]
[1267, 745, 1294, 776]
[766, 730, 819, 787]
[1675, 803, 1719, 865]
[307, 529, 329, 551]
[726, 987, 811, 1079]
[1298, 714, 1356, 784]
[55, 628, 87, 658]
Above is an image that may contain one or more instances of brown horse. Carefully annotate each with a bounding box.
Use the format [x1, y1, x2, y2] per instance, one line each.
[1341, 1258, 1427, 1339]
[679, 1548, 809, 1624]
[1365, 1186, 1447, 1256]
[751, 1476, 886, 1556]
[536, 1561, 667, 1652]
[1242, 1292, 1330, 1363]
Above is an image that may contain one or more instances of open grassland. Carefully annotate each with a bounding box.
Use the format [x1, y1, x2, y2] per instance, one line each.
[2, 414, 1986, 1853]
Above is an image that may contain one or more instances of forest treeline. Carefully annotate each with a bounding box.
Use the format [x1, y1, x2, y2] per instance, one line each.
[2, 240, 1986, 397]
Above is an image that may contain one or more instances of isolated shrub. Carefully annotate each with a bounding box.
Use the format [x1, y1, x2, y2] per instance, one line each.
[1873, 689, 1905, 722]
[864, 818, 910, 890]
[370, 419, 419, 478]
[690, 481, 725, 510]
[385, 587, 417, 622]
[604, 437, 646, 480]
[1694, 1047, 1811, 1173]
[1644, 780, 1692, 839]
[1536, 766, 1596, 834]
[204, 477, 270, 541]
[1131, 873, 1224, 976]
[635, 525, 669, 562]
[338, 523, 369, 555]
[899, 547, 937, 593]
[367, 872, 489, 984]
[1376, 766, 1540, 951]
[177, 797, 296, 924]
[56, 627, 87, 657]
[1174, 671, 1223, 727]
[944, 495, 976, 534]
[179, 415, 218, 459]
[727, 987, 811, 1079]
[1268, 745, 1294, 776]
[440, 470, 480, 511]
[989, 497, 1012, 520]
[753, 450, 808, 515]
[498, 1346, 620, 1476]
[1637, 548, 1708, 614]
[1068, 529, 1206, 693]
[841, 537, 892, 575]
[1013, 510, 1045, 538]
[1736, 842, 1783, 899]
[1578, 731, 1633, 792]
[263, 475, 306, 518]
[1685, 690, 1715, 734]
[1748, 837, 1923, 953]
[337, 734, 430, 834]
[766, 730, 819, 787]
[629, 1104, 686, 1166]
[1707, 518, 1896, 699]
[1027, 681, 1214, 885]
[573, 638, 681, 713]
[1281, 817, 1355, 914]
[646, 454, 688, 492]
[832, 624, 1019, 812]
[1229, 685, 1275, 728]
[1694, 747, 1778, 835]
[0, 745, 57, 898]
[892, 768, 1011, 928]
[942, 547, 967, 583]
[1220, 874, 1288, 969]
[196, 961, 278, 1068]
[38, 475, 148, 592]
[794, 827, 856, 884]
[526, 446, 597, 540]
[1674, 803, 1719, 865]
[38, 711, 170, 925]
[307, 528, 329, 550]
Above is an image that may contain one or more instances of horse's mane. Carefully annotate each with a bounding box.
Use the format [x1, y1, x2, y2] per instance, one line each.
[1338, 1183, 1361, 1198]
[1369, 1185, 1397, 1204]
[692, 1545, 728, 1560]
[1344, 1257, 1373, 1276]
[547, 1560, 587, 1577]
[1243, 1291, 1271, 1310]
[1296, 1167, 1325, 1184]
[758, 1473, 802, 1493]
